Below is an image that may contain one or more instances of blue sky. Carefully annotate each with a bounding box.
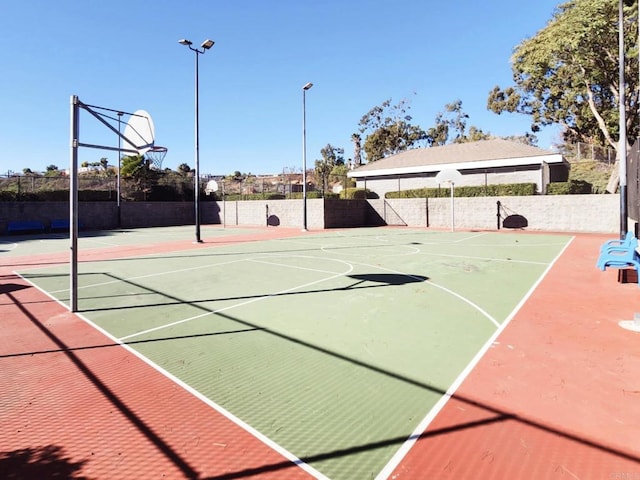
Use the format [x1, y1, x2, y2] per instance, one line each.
[0, 0, 563, 176]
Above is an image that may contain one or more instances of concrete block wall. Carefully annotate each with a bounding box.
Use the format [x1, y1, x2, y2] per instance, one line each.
[368, 194, 620, 233]
[323, 199, 368, 228]
[120, 202, 195, 228]
[0, 195, 623, 235]
[0, 202, 118, 232]
[219, 199, 325, 229]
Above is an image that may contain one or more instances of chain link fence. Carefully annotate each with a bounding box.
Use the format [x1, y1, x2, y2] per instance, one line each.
[0, 173, 353, 201]
[560, 142, 616, 164]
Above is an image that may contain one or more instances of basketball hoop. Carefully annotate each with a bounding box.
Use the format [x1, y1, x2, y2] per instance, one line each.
[146, 146, 167, 170]
[205, 180, 218, 196]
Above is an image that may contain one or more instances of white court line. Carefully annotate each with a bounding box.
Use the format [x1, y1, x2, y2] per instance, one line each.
[49, 257, 248, 294]
[275, 237, 509, 328]
[0, 241, 18, 251]
[320, 243, 421, 257]
[426, 280, 500, 328]
[248, 257, 343, 275]
[420, 251, 548, 265]
[118, 256, 355, 342]
[375, 235, 575, 479]
[453, 232, 489, 243]
[344, 260, 500, 329]
[13, 270, 329, 480]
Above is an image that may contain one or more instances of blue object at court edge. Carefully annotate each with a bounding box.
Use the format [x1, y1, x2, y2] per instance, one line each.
[7, 220, 45, 234]
[596, 234, 640, 284]
[599, 230, 635, 253]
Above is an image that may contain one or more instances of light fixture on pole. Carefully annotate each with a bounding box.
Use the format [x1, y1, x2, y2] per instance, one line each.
[179, 38, 215, 243]
[302, 82, 313, 231]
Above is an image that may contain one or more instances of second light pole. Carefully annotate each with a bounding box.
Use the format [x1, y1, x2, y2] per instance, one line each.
[302, 82, 313, 231]
[179, 38, 214, 243]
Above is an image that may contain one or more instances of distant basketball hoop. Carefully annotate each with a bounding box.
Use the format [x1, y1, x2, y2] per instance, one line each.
[435, 169, 462, 232]
[205, 180, 218, 196]
[146, 146, 168, 170]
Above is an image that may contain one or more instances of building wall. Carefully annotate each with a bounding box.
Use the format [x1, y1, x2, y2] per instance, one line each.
[357, 166, 544, 197]
[0, 195, 622, 235]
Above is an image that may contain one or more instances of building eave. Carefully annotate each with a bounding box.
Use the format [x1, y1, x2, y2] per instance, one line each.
[347, 154, 565, 178]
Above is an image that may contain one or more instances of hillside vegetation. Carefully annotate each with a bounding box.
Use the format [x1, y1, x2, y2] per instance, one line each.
[567, 159, 615, 194]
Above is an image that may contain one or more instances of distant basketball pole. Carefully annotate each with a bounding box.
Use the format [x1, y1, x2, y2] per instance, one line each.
[179, 38, 215, 243]
[435, 169, 462, 233]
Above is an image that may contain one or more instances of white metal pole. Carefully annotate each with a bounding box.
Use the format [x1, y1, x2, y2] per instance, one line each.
[450, 182, 455, 232]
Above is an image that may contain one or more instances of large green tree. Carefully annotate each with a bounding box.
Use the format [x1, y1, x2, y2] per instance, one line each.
[426, 100, 493, 146]
[315, 144, 345, 193]
[120, 155, 158, 200]
[357, 98, 427, 162]
[487, 0, 639, 151]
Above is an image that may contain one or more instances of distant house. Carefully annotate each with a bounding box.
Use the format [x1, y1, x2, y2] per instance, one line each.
[347, 139, 569, 197]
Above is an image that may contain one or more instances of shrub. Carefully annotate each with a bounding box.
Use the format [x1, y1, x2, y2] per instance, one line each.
[340, 188, 375, 199]
[546, 179, 592, 195]
[385, 183, 537, 199]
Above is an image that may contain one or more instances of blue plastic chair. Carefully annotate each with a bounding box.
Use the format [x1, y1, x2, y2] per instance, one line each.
[599, 231, 635, 253]
[596, 235, 640, 284]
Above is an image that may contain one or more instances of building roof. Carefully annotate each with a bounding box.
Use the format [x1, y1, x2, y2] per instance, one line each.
[348, 138, 565, 178]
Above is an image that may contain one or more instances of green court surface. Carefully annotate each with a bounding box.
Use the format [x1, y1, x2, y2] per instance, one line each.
[0, 225, 262, 256]
[14, 227, 572, 479]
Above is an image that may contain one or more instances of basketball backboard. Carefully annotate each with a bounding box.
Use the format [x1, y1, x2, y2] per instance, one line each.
[435, 169, 462, 185]
[122, 110, 155, 155]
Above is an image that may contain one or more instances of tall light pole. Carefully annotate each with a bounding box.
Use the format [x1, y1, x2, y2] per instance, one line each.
[618, 0, 628, 238]
[302, 82, 313, 231]
[117, 111, 123, 228]
[179, 38, 215, 243]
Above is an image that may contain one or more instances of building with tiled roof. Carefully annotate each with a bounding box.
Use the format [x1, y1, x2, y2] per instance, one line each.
[347, 138, 569, 197]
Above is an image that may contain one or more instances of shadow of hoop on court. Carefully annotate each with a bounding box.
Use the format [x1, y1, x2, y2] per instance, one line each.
[347, 273, 428, 286]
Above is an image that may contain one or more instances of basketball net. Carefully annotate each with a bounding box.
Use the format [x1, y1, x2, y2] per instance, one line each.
[146, 146, 167, 170]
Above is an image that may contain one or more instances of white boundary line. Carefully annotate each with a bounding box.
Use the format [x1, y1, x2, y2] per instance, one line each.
[374, 235, 575, 479]
[0, 240, 18, 250]
[15, 269, 331, 480]
[453, 232, 489, 243]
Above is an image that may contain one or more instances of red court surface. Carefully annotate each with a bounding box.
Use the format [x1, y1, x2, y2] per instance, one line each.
[1, 228, 639, 479]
